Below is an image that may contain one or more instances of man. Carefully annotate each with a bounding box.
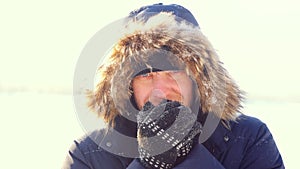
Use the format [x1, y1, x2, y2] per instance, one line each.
[64, 3, 284, 169]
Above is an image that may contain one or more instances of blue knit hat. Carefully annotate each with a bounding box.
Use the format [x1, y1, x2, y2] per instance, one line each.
[128, 3, 199, 27]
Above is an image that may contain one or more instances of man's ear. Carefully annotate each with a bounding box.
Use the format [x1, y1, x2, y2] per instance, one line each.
[129, 83, 140, 110]
[190, 77, 201, 115]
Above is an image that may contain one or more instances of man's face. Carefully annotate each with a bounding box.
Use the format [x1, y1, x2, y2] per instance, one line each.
[132, 70, 193, 110]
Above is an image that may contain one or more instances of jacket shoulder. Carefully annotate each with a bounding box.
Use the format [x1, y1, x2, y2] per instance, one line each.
[230, 114, 284, 168]
[231, 114, 268, 138]
[63, 129, 130, 169]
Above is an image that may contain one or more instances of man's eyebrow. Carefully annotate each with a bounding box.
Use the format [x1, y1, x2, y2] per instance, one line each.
[134, 68, 151, 77]
[134, 68, 163, 77]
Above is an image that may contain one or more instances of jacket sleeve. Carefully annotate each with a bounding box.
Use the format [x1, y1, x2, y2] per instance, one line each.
[127, 144, 225, 169]
[239, 124, 284, 169]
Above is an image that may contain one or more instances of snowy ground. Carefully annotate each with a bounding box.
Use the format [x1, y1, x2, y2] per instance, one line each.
[0, 92, 298, 168]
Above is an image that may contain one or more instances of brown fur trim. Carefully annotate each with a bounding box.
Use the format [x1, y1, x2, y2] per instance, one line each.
[87, 13, 244, 125]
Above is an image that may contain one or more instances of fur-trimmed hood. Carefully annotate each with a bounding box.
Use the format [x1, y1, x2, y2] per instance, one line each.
[87, 6, 243, 124]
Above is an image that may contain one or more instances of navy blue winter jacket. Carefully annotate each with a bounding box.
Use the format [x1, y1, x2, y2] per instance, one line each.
[63, 115, 284, 169]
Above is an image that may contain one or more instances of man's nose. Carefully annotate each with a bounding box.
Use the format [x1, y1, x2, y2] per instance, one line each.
[149, 89, 166, 106]
[149, 72, 175, 105]
[152, 72, 174, 92]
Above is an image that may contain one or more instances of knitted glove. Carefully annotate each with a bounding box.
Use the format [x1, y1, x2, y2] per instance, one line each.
[137, 100, 202, 169]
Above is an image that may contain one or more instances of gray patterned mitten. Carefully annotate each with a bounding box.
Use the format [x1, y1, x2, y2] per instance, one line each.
[137, 100, 202, 169]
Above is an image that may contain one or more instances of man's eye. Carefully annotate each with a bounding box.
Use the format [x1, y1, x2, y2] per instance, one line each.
[169, 70, 183, 75]
[139, 73, 153, 78]
[141, 73, 150, 77]
[170, 70, 181, 73]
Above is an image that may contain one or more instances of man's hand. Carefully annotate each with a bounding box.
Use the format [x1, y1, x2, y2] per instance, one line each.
[137, 100, 202, 169]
